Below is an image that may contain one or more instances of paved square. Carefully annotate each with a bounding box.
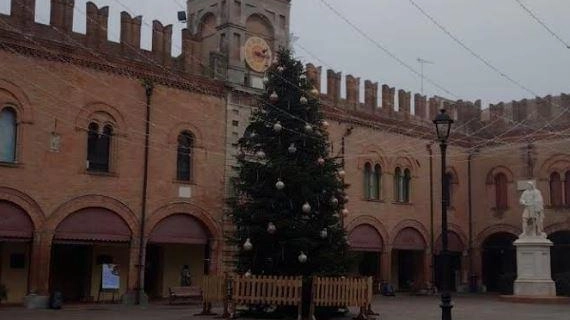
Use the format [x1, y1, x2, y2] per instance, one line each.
[1, 295, 569, 320]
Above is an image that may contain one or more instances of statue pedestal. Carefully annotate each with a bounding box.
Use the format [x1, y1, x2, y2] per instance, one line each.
[513, 237, 556, 296]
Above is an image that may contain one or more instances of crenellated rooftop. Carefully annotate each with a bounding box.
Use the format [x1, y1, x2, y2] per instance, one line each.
[0, 0, 568, 143]
[0, 0, 221, 79]
[305, 63, 485, 134]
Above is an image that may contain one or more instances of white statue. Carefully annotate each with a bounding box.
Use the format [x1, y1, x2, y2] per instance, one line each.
[519, 181, 546, 238]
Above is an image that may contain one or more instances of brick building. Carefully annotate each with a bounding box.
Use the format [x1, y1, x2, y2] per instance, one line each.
[0, 0, 569, 305]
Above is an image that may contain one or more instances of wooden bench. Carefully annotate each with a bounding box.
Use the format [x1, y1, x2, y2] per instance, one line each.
[168, 286, 202, 305]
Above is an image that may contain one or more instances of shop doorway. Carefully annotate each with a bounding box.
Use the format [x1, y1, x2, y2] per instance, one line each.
[357, 252, 380, 277]
[549, 231, 570, 277]
[0, 200, 34, 303]
[50, 207, 133, 302]
[392, 226, 427, 291]
[144, 244, 163, 299]
[434, 231, 466, 291]
[50, 244, 92, 302]
[348, 223, 383, 286]
[146, 214, 212, 298]
[482, 232, 517, 293]
[394, 250, 424, 290]
[434, 253, 461, 291]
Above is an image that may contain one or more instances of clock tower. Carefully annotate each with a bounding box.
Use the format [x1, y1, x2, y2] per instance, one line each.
[187, 0, 291, 88]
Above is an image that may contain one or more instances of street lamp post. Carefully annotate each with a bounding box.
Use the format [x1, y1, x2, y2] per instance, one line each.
[433, 109, 454, 320]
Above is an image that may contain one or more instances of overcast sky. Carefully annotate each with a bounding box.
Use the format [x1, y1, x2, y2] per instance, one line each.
[1, 0, 568, 107]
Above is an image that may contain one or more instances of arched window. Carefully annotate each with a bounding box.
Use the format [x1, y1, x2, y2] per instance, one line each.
[0, 107, 17, 162]
[364, 162, 372, 199]
[403, 169, 411, 203]
[372, 164, 381, 200]
[177, 131, 194, 181]
[87, 122, 112, 172]
[550, 172, 563, 207]
[565, 171, 570, 206]
[394, 167, 402, 202]
[494, 173, 508, 210]
[444, 172, 453, 207]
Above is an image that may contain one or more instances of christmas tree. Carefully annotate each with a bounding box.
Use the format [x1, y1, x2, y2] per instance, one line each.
[229, 49, 351, 277]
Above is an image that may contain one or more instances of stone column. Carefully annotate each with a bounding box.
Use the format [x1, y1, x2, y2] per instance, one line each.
[471, 247, 483, 290]
[208, 239, 219, 275]
[122, 238, 146, 304]
[25, 230, 53, 308]
[380, 246, 392, 283]
[460, 251, 469, 290]
[423, 249, 432, 285]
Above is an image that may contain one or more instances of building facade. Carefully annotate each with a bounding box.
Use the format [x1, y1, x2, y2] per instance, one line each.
[0, 0, 569, 304]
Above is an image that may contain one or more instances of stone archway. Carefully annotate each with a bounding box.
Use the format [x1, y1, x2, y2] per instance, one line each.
[348, 223, 384, 286]
[0, 198, 37, 303]
[391, 225, 428, 290]
[50, 206, 134, 302]
[144, 203, 221, 299]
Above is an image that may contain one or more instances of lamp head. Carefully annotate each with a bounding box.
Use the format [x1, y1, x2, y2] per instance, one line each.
[433, 109, 454, 142]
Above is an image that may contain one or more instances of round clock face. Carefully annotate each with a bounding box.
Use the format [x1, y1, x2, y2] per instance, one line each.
[244, 36, 272, 73]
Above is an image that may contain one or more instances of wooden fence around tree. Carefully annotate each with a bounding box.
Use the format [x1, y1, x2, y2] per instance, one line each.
[230, 275, 303, 320]
[196, 275, 374, 320]
[310, 276, 373, 320]
[196, 275, 228, 316]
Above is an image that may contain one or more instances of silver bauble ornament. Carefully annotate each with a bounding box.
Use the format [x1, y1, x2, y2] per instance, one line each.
[245, 270, 252, 277]
[267, 222, 277, 234]
[317, 157, 325, 166]
[344, 195, 350, 202]
[300, 96, 308, 105]
[273, 121, 283, 133]
[275, 179, 285, 190]
[270, 91, 279, 102]
[342, 208, 349, 216]
[304, 124, 313, 133]
[256, 150, 266, 159]
[310, 87, 319, 96]
[298, 251, 308, 263]
[288, 143, 297, 154]
[302, 202, 311, 214]
[330, 196, 339, 206]
[320, 228, 328, 239]
[300, 74, 307, 80]
[277, 66, 285, 72]
[338, 170, 346, 178]
[243, 238, 253, 251]
[322, 121, 330, 128]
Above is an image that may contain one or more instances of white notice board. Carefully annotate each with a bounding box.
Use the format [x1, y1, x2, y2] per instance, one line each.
[101, 264, 120, 290]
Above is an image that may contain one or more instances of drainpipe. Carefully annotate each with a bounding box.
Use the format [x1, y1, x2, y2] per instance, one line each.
[137, 80, 154, 304]
[426, 143, 435, 283]
[340, 126, 353, 228]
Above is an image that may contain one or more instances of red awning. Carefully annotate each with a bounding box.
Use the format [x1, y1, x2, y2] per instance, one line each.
[435, 232, 465, 254]
[393, 227, 426, 251]
[149, 214, 209, 245]
[349, 224, 383, 252]
[54, 207, 131, 242]
[0, 201, 33, 239]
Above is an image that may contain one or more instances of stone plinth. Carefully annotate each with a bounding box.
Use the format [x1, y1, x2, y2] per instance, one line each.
[513, 237, 556, 296]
